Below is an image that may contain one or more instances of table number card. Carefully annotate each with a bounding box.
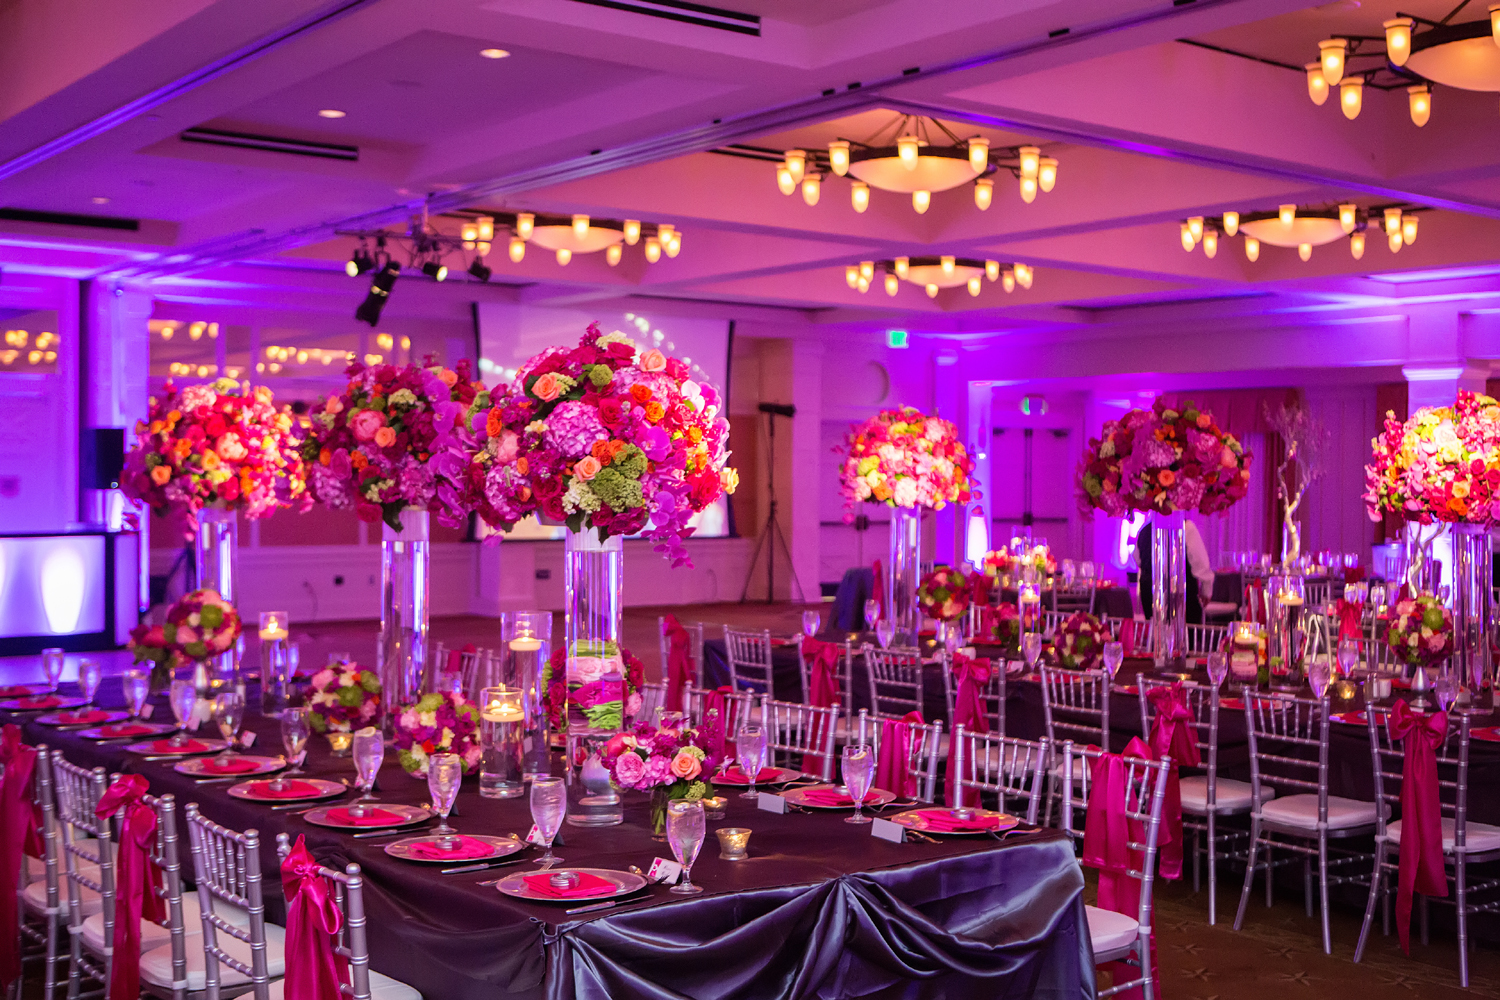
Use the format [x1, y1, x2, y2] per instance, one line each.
[140, 705, 154, 720]
[239, 732, 257, 749]
[647, 858, 684, 884]
[871, 818, 907, 844]
[757, 792, 787, 814]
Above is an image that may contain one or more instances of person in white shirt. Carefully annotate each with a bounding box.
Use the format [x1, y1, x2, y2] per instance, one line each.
[1136, 520, 1216, 624]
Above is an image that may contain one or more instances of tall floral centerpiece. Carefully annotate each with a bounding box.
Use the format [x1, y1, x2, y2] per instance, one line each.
[1078, 398, 1252, 668]
[1365, 390, 1500, 694]
[303, 359, 488, 732]
[477, 324, 734, 734]
[839, 407, 975, 645]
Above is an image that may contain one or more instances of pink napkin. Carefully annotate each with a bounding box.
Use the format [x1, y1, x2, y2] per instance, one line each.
[149, 738, 213, 753]
[51, 709, 115, 725]
[718, 767, 779, 784]
[198, 757, 264, 774]
[241, 780, 324, 800]
[0, 685, 45, 698]
[1331, 711, 1367, 726]
[14, 696, 63, 709]
[99, 723, 158, 737]
[1472, 726, 1500, 743]
[521, 871, 616, 899]
[325, 807, 407, 828]
[800, 787, 878, 807]
[407, 836, 495, 861]
[912, 809, 1005, 832]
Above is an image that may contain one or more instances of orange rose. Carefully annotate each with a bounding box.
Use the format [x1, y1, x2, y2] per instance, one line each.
[1158, 469, 1176, 487]
[324, 397, 344, 415]
[574, 456, 602, 481]
[645, 402, 665, 423]
[485, 408, 506, 438]
[608, 440, 627, 461]
[721, 467, 739, 493]
[350, 452, 368, 470]
[319, 447, 332, 466]
[532, 372, 563, 401]
[688, 426, 702, 443]
[374, 426, 397, 448]
[629, 384, 652, 404]
[201, 450, 221, 470]
[150, 465, 171, 485]
[438, 369, 459, 387]
[591, 440, 613, 461]
[669, 750, 701, 780]
[516, 457, 528, 475]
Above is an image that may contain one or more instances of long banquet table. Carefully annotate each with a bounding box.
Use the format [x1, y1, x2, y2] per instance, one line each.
[5, 676, 1096, 1000]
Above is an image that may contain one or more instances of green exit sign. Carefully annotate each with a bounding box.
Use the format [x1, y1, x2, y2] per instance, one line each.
[886, 329, 909, 349]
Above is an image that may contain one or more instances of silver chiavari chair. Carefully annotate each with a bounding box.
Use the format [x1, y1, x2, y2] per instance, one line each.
[272, 836, 422, 1000]
[18, 744, 69, 1000]
[863, 644, 925, 719]
[796, 639, 854, 711]
[1354, 709, 1500, 987]
[761, 698, 840, 781]
[183, 805, 288, 999]
[1060, 742, 1172, 1000]
[51, 754, 116, 999]
[1130, 619, 1155, 655]
[1040, 664, 1112, 823]
[722, 626, 775, 697]
[940, 655, 1006, 736]
[1041, 611, 1067, 638]
[1101, 617, 1126, 640]
[636, 681, 667, 723]
[1183, 623, 1227, 656]
[1233, 691, 1377, 954]
[1305, 579, 1333, 607]
[658, 617, 706, 690]
[683, 686, 757, 735]
[1136, 679, 1269, 925]
[951, 728, 1047, 822]
[426, 642, 488, 696]
[853, 709, 944, 804]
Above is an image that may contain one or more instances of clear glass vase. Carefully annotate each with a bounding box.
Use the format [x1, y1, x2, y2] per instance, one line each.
[1150, 511, 1187, 670]
[1268, 574, 1307, 689]
[193, 507, 238, 683]
[886, 506, 922, 646]
[1450, 522, 1492, 704]
[564, 529, 625, 732]
[378, 508, 430, 736]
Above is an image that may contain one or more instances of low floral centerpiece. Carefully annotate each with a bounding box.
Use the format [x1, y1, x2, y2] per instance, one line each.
[393, 691, 482, 777]
[128, 589, 241, 688]
[121, 378, 308, 534]
[1077, 398, 1252, 516]
[1383, 593, 1454, 668]
[1054, 612, 1109, 670]
[838, 406, 974, 514]
[983, 603, 1022, 649]
[301, 359, 488, 531]
[600, 721, 725, 834]
[306, 660, 381, 734]
[1364, 390, 1500, 526]
[918, 567, 972, 621]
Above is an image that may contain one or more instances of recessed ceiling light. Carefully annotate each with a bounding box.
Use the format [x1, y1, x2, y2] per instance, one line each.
[91, 196, 110, 205]
[318, 109, 346, 119]
[480, 48, 510, 59]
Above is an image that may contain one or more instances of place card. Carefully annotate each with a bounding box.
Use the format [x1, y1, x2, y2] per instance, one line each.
[239, 732, 257, 749]
[647, 858, 683, 884]
[756, 792, 787, 814]
[871, 818, 907, 844]
[525, 825, 547, 846]
[140, 705, 154, 720]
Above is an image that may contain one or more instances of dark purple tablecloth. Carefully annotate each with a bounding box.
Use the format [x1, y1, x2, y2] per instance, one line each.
[8, 679, 1095, 1000]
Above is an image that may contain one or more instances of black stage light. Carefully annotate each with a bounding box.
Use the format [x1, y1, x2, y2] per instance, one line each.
[421, 260, 448, 282]
[354, 261, 400, 326]
[467, 259, 492, 282]
[345, 248, 375, 277]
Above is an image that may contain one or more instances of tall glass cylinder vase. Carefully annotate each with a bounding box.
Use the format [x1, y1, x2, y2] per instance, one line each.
[1450, 522, 1492, 702]
[378, 508, 429, 737]
[1150, 510, 1188, 670]
[564, 530, 624, 733]
[886, 505, 922, 647]
[1267, 574, 1307, 688]
[193, 507, 238, 684]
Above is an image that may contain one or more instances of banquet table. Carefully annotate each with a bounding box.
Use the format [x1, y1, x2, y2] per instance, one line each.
[5, 680, 1096, 1000]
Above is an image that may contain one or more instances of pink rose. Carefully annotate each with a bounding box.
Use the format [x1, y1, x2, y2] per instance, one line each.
[569, 657, 605, 684]
[494, 430, 518, 463]
[325, 397, 344, 415]
[350, 409, 385, 442]
[373, 426, 397, 448]
[614, 751, 645, 788]
[533, 372, 564, 402]
[216, 433, 248, 462]
[669, 750, 701, 781]
[639, 348, 667, 373]
[574, 456, 601, 481]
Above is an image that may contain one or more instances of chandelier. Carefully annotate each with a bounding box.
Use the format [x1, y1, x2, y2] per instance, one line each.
[1304, 7, 1500, 125]
[1176, 203, 1426, 261]
[724, 115, 1060, 215]
[841, 256, 1035, 298]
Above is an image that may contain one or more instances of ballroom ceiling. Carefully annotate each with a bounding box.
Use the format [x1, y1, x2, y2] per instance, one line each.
[1, 0, 1498, 335]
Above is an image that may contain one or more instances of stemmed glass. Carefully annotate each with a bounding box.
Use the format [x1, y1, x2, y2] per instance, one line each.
[352, 729, 384, 801]
[169, 680, 197, 745]
[864, 599, 881, 632]
[1336, 639, 1361, 677]
[212, 691, 244, 756]
[875, 620, 895, 650]
[665, 799, 706, 895]
[427, 752, 463, 835]
[1308, 657, 1334, 699]
[77, 659, 102, 705]
[529, 776, 566, 868]
[1102, 641, 1125, 680]
[842, 744, 875, 825]
[736, 725, 768, 800]
[41, 648, 65, 690]
[802, 611, 821, 638]
[1022, 633, 1043, 672]
[123, 669, 150, 719]
[1434, 672, 1459, 712]
[1205, 651, 1228, 688]
[281, 707, 310, 775]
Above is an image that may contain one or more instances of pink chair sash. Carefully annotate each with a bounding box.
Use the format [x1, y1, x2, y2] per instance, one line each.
[702, 686, 734, 758]
[801, 638, 842, 774]
[1145, 684, 1198, 881]
[1388, 701, 1449, 955]
[445, 643, 476, 677]
[661, 614, 692, 713]
[944, 655, 992, 807]
[970, 573, 993, 609]
[875, 711, 925, 799]
[95, 774, 165, 1000]
[1082, 737, 1160, 1000]
[280, 836, 350, 1000]
[0, 725, 41, 991]
[1119, 619, 1137, 657]
[871, 560, 885, 622]
[1335, 599, 1363, 643]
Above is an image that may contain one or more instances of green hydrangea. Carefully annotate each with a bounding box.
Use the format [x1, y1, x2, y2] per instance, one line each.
[590, 467, 645, 512]
[337, 685, 364, 708]
[358, 671, 381, 694]
[585, 364, 613, 388]
[200, 604, 224, 629]
[612, 444, 647, 479]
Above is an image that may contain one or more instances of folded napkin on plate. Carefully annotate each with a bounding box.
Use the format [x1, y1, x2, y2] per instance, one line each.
[325, 806, 407, 827]
[1331, 712, 1367, 725]
[521, 871, 617, 899]
[800, 787, 879, 807]
[718, 767, 780, 784]
[913, 809, 1004, 833]
[15, 696, 63, 709]
[198, 757, 264, 774]
[243, 779, 324, 800]
[149, 738, 213, 753]
[1472, 726, 1500, 743]
[0, 685, 43, 697]
[100, 723, 157, 737]
[407, 835, 495, 860]
[52, 709, 114, 725]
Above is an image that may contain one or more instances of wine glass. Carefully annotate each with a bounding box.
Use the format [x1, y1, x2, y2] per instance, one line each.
[802, 610, 821, 638]
[736, 725, 768, 800]
[529, 776, 566, 867]
[123, 668, 150, 718]
[281, 707, 310, 776]
[1022, 633, 1043, 670]
[352, 729, 384, 801]
[41, 648, 65, 690]
[1336, 639, 1361, 677]
[169, 680, 197, 744]
[427, 752, 464, 835]
[1434, 672, 1459, 712]
[77, 659, 102, 705]
[665, 799, 706, 895]
[1205, 651, 1228, 688]
[1308, 657, 1334, 699]
[212, 691, 244, 755]
[875, 621, 895, 650]
[1103, 641, 1125, 680]
[842, 744, 875, 824]
[863, 599, 881, 631]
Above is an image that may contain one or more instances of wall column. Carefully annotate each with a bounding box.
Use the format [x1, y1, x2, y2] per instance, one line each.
[966, 380, 995, 564]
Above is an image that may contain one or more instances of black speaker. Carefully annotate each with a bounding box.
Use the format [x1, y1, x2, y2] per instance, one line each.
[81, 427, 125, 489]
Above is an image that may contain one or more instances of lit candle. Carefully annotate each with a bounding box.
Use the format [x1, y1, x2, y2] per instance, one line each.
[509, 632, 541, 653]
[258, 611, 289, 642]
[483, 692, 524, 723]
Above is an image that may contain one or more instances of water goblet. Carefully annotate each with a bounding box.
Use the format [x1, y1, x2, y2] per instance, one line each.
[77, 659, 102, 705]
[123, 668, 150, 718]
[863, 599, 881, 630]
[529, 776, 566, 867]
[352, 729, 384, 801]
[665, 799, 706, 895]
[212, 691, 244, 755]
[1434, 672, 1459, 713]
[427, 752, 463, 835]
[736, 725, 768, 800]
[1022, 633, 1043, 670]
[1336, 639, 1361, 677]
[169, 680, 197, 745]
[842, 744, 875, 824]
[280, 706, 310, 776]
[875, 621, 895, 650]
[1205, 651, 1228, 688]
[1308, 657, 1334, 699]
[1102, 641, 1125, 680]
[802, 610, 821, 638]
[41, 648, 65, 690]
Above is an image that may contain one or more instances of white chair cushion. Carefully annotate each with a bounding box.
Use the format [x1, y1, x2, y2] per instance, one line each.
[1180, 776, 1274, 815]
[1049, 756, 1088, 783]
[22, 855, 100, 885]
[1086, 904, 1140, 957]
[80, 894, 251, 954]
[23, 877, 101, 916]
[266, 969, 423, 1000]
[139, 922, 286, 991]
[1388, 817, 1500, 854]
[1259, 793, 1377, 830]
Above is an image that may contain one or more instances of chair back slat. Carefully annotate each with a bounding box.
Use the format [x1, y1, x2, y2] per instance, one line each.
[1184, 624, 1227, 655]
[723, 626, 775, 697]
[186, 804, 272, 1000]
[1040, 665, 1111, 749]
[951, 727, 1048, 822]
[143, 790, 190, 1000]
[863, 645, 925, 718]
[275, 834, 375, 1000]
[797, 639, 854, 714]
[1241, 691, 1336, 821]
[853, 709, 944, 804]
[762, 697, 839, 781]
[684, 686, 756, 736]
[1364, 707, 1472, 840]
[940, 654, 1006, 736]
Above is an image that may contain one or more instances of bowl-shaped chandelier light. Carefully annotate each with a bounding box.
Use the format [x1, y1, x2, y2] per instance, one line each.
[842, 256, 1035, 298]
[458, 211, 681, 267]
[1304, 7, 1500, 127]
[1177, 203, 1427, 262]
